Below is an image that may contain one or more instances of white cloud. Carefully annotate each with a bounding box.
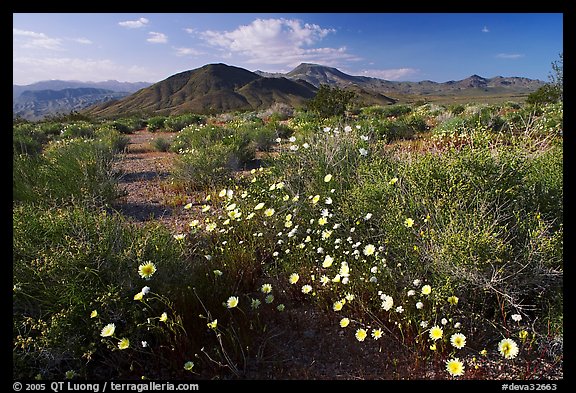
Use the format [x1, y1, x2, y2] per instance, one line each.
[13, 56, 155, 84]
[13, 28, 63, 50]
[118, 17, 149, 29]
[358, 68, 419, 81]
[482, 26, 490, 33]
[496, 53, 524, 59]
[199, 18, 359, 68]
[73, 38, 92, 45]
[173, 47, 204, 56]
[147, 32, 168, 44]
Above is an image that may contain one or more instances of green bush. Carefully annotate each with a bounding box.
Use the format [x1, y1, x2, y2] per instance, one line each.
[172, 143, 235, 191]
[306, 85, 356, 118]
[527, 84, 562, 106]
[152, 137, 172, 152]
[13, 205, 193, 379]
[13, 123, 47, 156]
[36, 122, 64, 137]
[13, 138, 118, 206]
[164, 113, 206, 132]
[60, 122, 96, 139]
[146, 116, 167, 132]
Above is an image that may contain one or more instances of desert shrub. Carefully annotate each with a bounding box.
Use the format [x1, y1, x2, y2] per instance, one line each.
[13, 138, 118, 206]
[526, 84, 562, 106]
[60, 121, 96, 139]
[306, 85, 356, 118]
[165, 113, 206, 132]
[13, 205, 194, 379]
[249, 126, 276, 152]
[36, 122, 64, 137]
[102, 117, 147, 134]
[146, 116, 167, 132]
[172, 143, 234, 191]
[13, 123, 47, 156]
[372, 117, 426, 141]
[432, 116, 469, 138]
[95, 126, 130, 153]
[258, 102, 294, 121]
[449, 104, 466, 115]
[341, 140, 562, 336]
[152, 137, 171, 152]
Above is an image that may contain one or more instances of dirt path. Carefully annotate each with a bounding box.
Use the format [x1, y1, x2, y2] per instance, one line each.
[111, 129, 196, 234]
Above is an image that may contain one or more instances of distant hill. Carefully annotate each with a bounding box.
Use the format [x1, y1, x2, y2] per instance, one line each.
[13, 80, 151, 101]
[13, 87, 130, 121]
[285, 63, 369, 88]
[84, 64, 320, 117]
[264, 64, 546, 98]
[13, 80, 152, 120]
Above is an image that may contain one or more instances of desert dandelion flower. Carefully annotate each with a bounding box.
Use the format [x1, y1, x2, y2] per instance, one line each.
[445, 358, 465, 377]
[372, 328, 383, 340]
[138, 262, 157, 279]
[118, 338, 130, 350]
[289, 273, 300, 284]
[355, 328, 368, 342]
[450, 333, 466, 349]
[498, 338, 519, 359]
[100, 323, 116, 337]
[264, 208, 275, 217]
[324, 174, 333, 183]
[226, 296, 239, 309]
[421, 285, 432, 295]
[340, 318, 350, 328]
[160, 312, 168, 322]
[90, 310, 98, 318]
[363, 244, 376, 256]
[261, 283, 273, 294]
[301, 284, 312, 294]
[404, 218, 414, 228]
[429, 325, 443, 341]
[333, 300, 344, 311]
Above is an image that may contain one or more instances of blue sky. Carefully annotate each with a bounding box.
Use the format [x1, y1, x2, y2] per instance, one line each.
[13, 13, 563, 85]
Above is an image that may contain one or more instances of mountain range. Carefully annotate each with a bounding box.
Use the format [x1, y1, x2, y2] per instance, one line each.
[257, 63, 545, 96]
[84, 63, 400, 118]
[13, 80, 151, 120]
[13, 63, 545, 120]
